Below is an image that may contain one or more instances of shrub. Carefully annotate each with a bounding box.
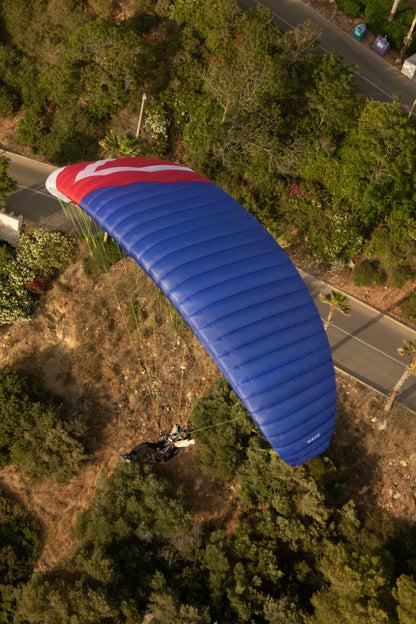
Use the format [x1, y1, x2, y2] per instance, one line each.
[0, 366, 88, 480]
[37, 108, 104, 166]
[0, 240, 15, 272]
[0, 230, 75, 326]
[16, 106, 45, 147]
[364, 0, 416, 52]
[0, 85, 17, 117]
[16, 229, 75, 281]
[336, 0, 363, 18]
[0, 273, 34, 325]
[353, 259, 386, 286]
[0, 489, 41, 621]
[401, 290, 416, 322]
[191, 378, 255, 483]
[10, 403, 88, 483]
[390, 265, 413, 288]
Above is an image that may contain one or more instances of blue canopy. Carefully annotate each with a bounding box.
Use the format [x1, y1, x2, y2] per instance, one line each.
[46, 158, 336, 466]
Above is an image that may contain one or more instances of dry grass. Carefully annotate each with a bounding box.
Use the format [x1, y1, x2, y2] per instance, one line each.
[1, 247, 416, 572]
[0, 250, 219, 570]
[333, 371, 416, 526]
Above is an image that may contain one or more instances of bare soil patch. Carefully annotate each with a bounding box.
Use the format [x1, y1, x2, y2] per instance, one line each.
[0, 251, 222, 571]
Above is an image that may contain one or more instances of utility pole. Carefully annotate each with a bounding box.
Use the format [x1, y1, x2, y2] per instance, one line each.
[136, 93, 147, 139]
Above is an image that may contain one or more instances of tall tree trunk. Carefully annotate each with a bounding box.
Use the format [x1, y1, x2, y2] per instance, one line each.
[400, 13, 416, 60]
[389, 0, 401, 22]
[323, 308, 334, 332]
[384, 366, 413, 412]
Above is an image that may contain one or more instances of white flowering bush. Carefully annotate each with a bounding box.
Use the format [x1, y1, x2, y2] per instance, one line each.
[0, 273, 34, 324]
[0, 229, 75, 326]
[145, 103, 170, 140]
[16, 229, 75, 279]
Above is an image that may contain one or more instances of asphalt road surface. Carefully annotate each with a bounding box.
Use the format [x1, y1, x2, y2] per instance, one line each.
[239, 0, 416, 108]
[301, 271, 416, 412]
[2, 151, 69, 232]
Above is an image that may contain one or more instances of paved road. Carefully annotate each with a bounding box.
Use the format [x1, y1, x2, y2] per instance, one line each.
[1, 150, 70, 232]
[239, 0, 416, 108]
[302, 271, 416, 411]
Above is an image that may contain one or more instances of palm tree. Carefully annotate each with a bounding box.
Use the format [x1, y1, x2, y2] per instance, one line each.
[389, 0, 401, 22]
[400, 12, 416, 60]
[384, 340, 416, 412]
[99, 131, 142, 158]
[319, 290, 352, 332]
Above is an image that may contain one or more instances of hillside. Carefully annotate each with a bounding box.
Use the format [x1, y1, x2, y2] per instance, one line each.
[1, 247, 416, 572]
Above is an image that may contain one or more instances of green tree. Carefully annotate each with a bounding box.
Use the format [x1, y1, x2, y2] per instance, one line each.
[147, 573, 211, 624]
[69, 463, 194, 612]
[309, 542, 392, 623]
[46, 18, 152, 119]
[191, 378, 253, 482]
[37, 108, 105, 165]
[171, 1, 321, 180]
[296, 96, 416, 265]
[14, 576, 116, 624]
[0, 0, 88, 66]
[306, 53, 358, 139]
[0, 490, 41, 622]
[9, 402, 88, 483]
[0, 366, 88, 480]
[16, 106, 45, 147]
[384, 340, 416, 412]
[0, 155, 17, 206]
[341, 98, 416, 228]
[13, 462, 197, 621]
[319, 290, 352, 331]
[393, 574, 416, 624]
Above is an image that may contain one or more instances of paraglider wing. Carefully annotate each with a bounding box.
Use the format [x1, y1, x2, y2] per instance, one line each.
[46, 158, 336, 466]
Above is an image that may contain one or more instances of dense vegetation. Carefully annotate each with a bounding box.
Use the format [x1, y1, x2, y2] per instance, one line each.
[0, 366, 88, 481]
[0, 0, 415, 288]
[0, 227, 75, 324]
[4, 379, 415, 623]
[0, 489, 41, 622]
[337, 0, 416, 53]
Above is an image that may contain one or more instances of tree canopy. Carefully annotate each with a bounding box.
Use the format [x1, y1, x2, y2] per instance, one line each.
[8, 379, 416, 623]
[0, 366, 88, 480]
[1, 0, 415, 278]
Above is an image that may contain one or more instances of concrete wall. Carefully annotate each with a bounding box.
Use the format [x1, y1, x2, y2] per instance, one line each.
[0, 212, 23, 247]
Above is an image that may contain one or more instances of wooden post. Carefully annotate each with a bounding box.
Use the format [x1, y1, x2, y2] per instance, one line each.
[136, 93, 147, 139]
